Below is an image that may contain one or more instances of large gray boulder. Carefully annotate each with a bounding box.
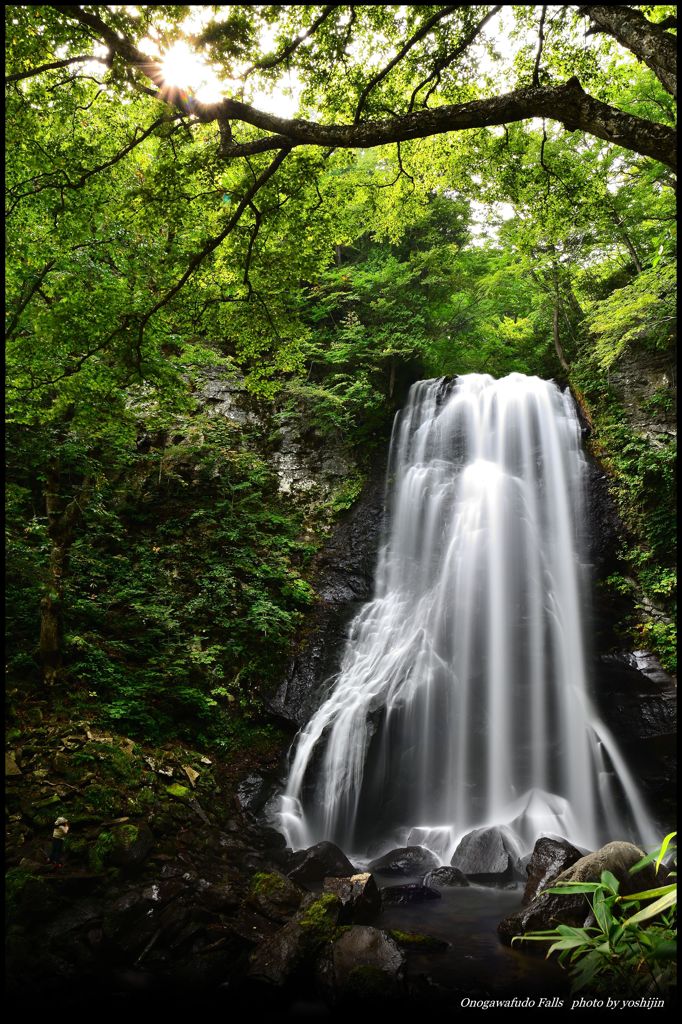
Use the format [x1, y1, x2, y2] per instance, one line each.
[368, 845, 439, 876]
[450, 826, 522, 885]
[498, 840, 662, 946]
[426, 866, 469, 888]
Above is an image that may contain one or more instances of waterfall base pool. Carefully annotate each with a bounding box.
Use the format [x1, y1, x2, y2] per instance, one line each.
[374, 874, 570, 1002]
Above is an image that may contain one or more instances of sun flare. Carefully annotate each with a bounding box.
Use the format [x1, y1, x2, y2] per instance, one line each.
[160, 40, 225, 103]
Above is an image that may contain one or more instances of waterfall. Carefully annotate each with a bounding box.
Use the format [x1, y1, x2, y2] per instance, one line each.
[278, 374, 657, 863]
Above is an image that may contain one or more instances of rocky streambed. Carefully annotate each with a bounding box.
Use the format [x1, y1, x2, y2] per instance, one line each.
[6, 712, 672, 1018]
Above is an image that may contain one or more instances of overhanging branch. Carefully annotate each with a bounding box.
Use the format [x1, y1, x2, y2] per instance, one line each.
[50, 6, 677, 170]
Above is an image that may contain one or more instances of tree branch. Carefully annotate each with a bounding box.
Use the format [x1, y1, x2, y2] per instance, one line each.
[50, 6, 677, 169]
[578, 5, 677, 97]
[5, 54, 98, 83]
[354, 5, 461, 123]
[202, 79, 676, 169]
[5, 261, 56, 340]
[140, 146, 292, 327]
[408, 5, 502, 112]
[532, 6, 547, 87]
[241, 5, 338, 80]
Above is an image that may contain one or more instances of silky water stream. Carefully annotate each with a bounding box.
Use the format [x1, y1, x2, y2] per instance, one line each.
[275, 373, 658, 996]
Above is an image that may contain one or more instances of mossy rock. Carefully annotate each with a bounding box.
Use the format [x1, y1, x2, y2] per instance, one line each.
[297, 892, 342, 943]
[166, 783, 191, 800]
[346, 963, 397, 997]
[109, 822, 154, 866]
[89, 831, 116, 872]
[388, 930, 448, 952]
[82, 783, 124, 817]
[248, 870, 303, 921]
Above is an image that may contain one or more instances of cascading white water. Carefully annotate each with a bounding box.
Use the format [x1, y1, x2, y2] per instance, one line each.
[278, 374, 657, 862]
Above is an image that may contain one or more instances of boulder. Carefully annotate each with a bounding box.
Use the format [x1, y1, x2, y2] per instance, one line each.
[426, 866, 469, 888]
[109, 822, 154, 867]
[450, 827, 522, 885]
[368, 845, 439, 876]
[235, 772, 269, 815]
[199, 881, 240, 913]
[380, 883, 441, 904]
[522, 837, 583, 905]
[247, 870, 305, 922]
[499, 840, 662, 946]
[248, 892, 342, 987]
[323, 872, 381, 924]
[330, 926, 406, 1001]
[248, 920, 308, 986]
[287, 841, 356, 886]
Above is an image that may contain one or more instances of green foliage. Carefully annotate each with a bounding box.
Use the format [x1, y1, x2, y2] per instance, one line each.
[514, 834, 677, 996]
[585, 265, 676, 371]
[572, 322, 676, 672]
[89, 830, 116, 872]
[4, 414, 318, 744]
[4, 3, 677, 751]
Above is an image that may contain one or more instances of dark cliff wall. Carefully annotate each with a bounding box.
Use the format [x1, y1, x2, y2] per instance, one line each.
[270, 448, 388, 728]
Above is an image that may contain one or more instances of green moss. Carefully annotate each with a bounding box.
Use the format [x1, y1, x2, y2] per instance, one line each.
[166, 782, 191, 799]
[112, 824, 139, 850]
[89, 830, 115, 872]
[82, 783, 122, 816]
[298, 893, 341, 942]
[127, 786, 156, 814]
[346, 964, 395, 996]
[250, 871, 288, 898]
[388, 930, 448, 951]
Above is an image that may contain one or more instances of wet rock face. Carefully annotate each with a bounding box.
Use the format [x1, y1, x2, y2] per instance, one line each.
[323, 873, 381, 924]
[426, 866, 469, 888]
[498, 840, 663, 947]
[287, 841, 356, 887]
[521, 837, 583, 906]
[270, 450, 388, 727]
[368, 846, 439, 877]
[329, 926, 406, 1001]
[450, 827, 522, 886]
[592, 650, 677, 826]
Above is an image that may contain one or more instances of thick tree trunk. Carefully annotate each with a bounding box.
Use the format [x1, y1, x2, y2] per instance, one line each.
[579, 5, 677, 98]
[40, 544, 65, 687]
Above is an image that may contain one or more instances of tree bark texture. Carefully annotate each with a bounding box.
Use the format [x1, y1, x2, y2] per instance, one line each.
[579, 5, 677, 98]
